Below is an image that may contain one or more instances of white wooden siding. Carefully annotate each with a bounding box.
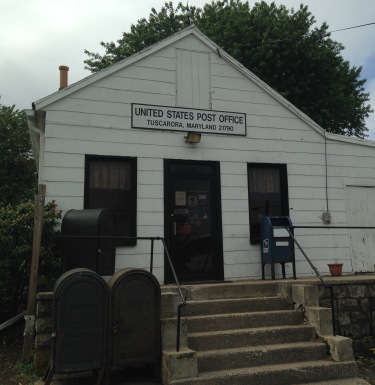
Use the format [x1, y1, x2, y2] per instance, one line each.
[38, 32, 375, 282]
[176, 49, 210, 108]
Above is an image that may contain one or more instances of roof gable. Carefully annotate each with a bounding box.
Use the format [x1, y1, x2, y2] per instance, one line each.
[32, 25, 375, 147]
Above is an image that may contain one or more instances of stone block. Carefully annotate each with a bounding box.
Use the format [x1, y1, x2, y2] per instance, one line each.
[319, 299, 332, 308]
[161, 317, 188, 351]
[305, 307, 333, 336]
[353, 337, 375, 354]
[35, 333, 52, 349]
[36, 317, 52, 333]
[292, 285, 319, 309]
[367, 284, 375, 297]
[276, 282, 293, 301]
[360, 323, 371, 336]
[332, 285, 347, 299]
[359, 298, 370, 312]
[36, 292, 53, 300]
[341, 323, 370, 339]
[162, 349, 198, 384]
[161, 292, 180, 319]
[347, 285, 367, 298]
[317, 285, 326, 299]
[325, 335, 354, 362]
[351, 311, 370, 323]
[36, 297, 53, 317]
[34, 345, 51, 376]
[337, 311, 350, 324]
[337, 298, 358, 311]
[277, 281, 293, 302]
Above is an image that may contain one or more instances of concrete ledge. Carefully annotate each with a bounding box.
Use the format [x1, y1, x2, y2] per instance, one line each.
[161, 292, 181, 318]
[161, 317, 188, 351]
[324, 335, 355, 362]
[292, 285, 319, 308]
[305, 306, 333, 336]
[162, 349, 198, 384]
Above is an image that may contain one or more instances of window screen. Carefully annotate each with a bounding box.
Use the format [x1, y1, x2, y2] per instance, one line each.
[85, 155, 137, 245]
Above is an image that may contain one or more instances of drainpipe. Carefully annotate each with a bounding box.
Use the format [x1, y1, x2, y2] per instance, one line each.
[323, 132, 331, 224]
[26, 107, 45, 184]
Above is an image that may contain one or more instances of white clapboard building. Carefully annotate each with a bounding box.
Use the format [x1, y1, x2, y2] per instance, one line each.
[27, 25, 375, 283]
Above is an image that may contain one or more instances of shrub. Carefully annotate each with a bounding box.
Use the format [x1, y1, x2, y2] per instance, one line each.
[0, 200, 62, 321]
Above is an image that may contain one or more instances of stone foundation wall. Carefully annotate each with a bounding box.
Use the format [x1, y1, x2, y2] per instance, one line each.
[34, 292, 53, 376]
[34, 279, 375, 373]
[319, 282, 375, 354]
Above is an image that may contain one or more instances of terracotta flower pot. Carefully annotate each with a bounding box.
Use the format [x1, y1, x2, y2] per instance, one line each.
[328, 263, 343, 277]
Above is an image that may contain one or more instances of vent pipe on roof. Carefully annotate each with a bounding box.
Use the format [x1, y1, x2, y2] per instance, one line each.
[59, 65, 69, 90]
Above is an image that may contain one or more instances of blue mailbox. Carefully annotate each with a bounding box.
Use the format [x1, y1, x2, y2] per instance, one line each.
[260, 216, 296, 280]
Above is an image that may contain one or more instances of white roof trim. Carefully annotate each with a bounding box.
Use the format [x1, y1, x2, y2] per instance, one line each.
[33, 25, 375, 147]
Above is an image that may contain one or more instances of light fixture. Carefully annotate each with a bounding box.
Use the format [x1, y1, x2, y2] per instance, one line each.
[185, 132, 201, 144]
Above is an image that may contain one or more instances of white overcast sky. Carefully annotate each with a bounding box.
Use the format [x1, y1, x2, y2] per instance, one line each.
[1, 0, 375, 139]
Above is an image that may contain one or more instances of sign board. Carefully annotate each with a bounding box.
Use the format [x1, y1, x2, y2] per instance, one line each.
[132, 103, 246, 136]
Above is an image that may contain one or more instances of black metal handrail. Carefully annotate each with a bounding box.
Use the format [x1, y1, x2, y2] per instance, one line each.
[284, 228, 336, 336]
[59, 234, 186, 351]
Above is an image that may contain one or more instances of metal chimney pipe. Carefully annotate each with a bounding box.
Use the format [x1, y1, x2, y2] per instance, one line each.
[59, 66, 69, 90]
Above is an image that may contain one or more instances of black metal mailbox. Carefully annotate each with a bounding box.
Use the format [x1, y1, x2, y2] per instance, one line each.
[61, 208, 116, 276]
[106, 268, 161, 382]
[44, 268, 109, 385]
[260, 216, 296, 280]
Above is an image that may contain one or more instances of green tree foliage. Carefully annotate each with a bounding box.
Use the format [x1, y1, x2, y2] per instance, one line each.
[84, 0, 372, 138]
[0, 105, 37, 204]
[0, 201, 63, 321]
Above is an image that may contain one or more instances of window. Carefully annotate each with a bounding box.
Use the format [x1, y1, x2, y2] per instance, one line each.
[85, 155, 137, 245]
[248, 163, 289, 243]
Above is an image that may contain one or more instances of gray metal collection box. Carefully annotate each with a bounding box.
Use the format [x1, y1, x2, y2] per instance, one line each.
[44, 268, 109, 385]
[61, 208, 116, 276]
[260, 216, 296, 280]
[106, 268, 161, 383]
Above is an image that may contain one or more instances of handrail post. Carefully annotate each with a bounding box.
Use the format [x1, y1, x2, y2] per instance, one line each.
[159, 237, 186, 352]
[285, 227, 336, 337]
[150, 238, 154, 274]
[176, 302, 187, 352]
[328, 285, 336, 336]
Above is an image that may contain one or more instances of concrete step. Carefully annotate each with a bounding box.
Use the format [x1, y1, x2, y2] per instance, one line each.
[182, 296, 292, 317]
[290, 379, 371, 385]
[182, 281, 279, 300]
[186, 309, 304, 333]
[170, 360, 358, 385]
[197, 341, 327, 372]
[161, 285, 186, 295]
[161, 281, 279, 300]
[188, 324, 316, 351]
